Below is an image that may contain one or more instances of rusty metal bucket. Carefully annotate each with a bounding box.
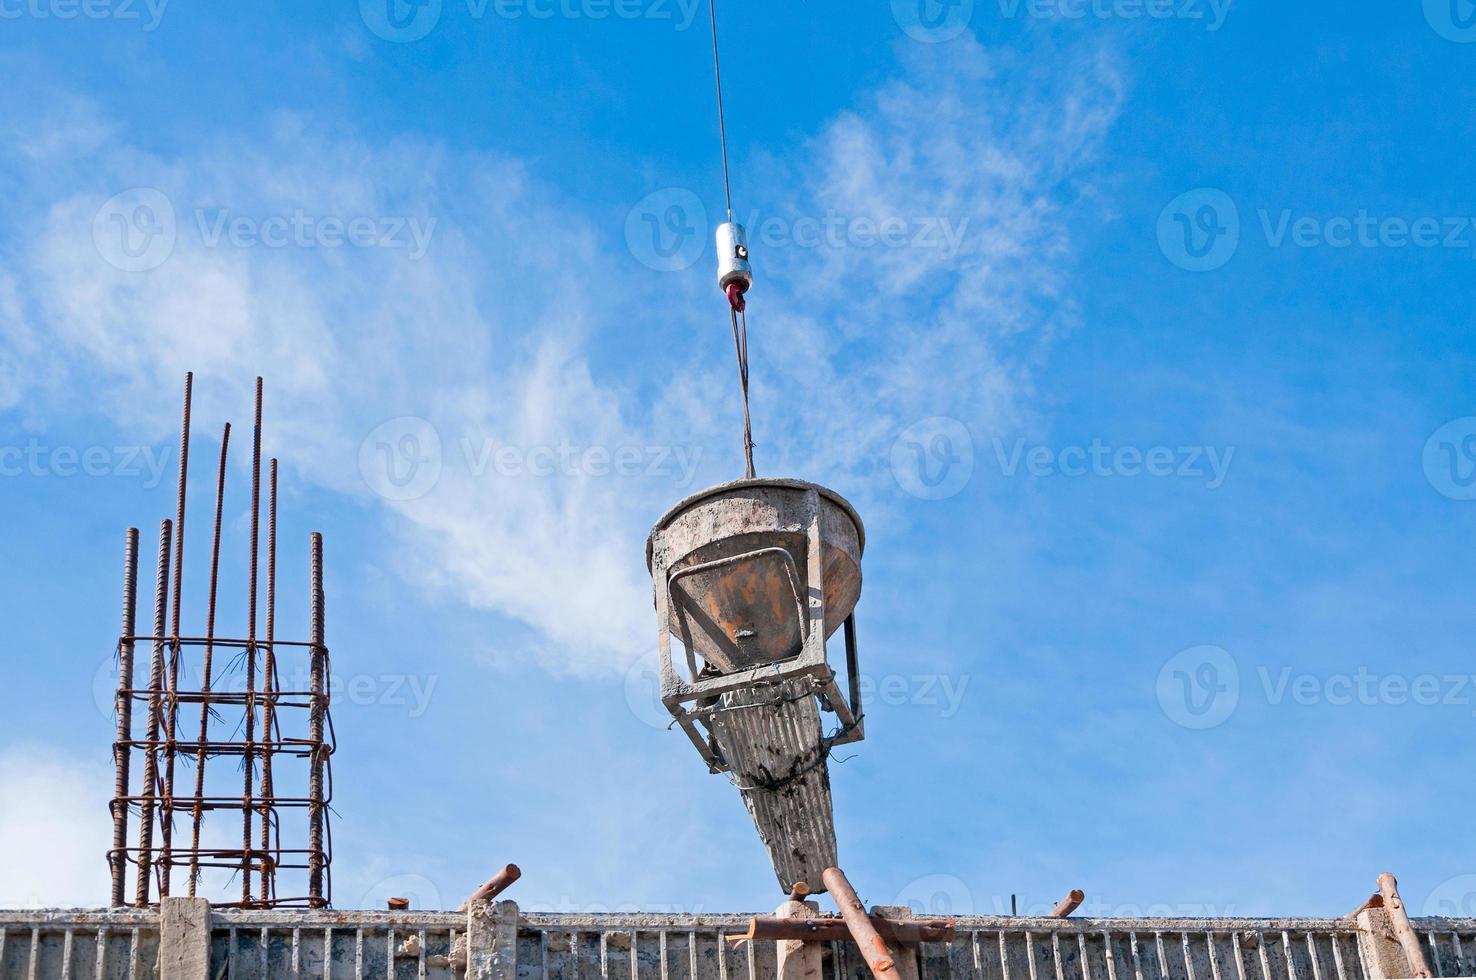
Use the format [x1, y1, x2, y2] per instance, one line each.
[646, 479, 864, 675]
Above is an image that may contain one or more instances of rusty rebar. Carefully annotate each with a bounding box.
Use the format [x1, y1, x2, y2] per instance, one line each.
[307, 531, 327, 906]
[187, 422, 230, 895]
[134, 519, 172, 906]
[241, 378, 263, 904]
[821, 867, 895, 979]
[170, 371, 192, 642]
[258, 457, 278, 905]
[114, 375, 332, 910]
[160, 371, 192, 899]
[110, 527, 141, 907]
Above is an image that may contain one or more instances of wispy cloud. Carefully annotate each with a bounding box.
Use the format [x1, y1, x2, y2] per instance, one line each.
[0, 33, 1122, 675]
[0, 747, 112, 907]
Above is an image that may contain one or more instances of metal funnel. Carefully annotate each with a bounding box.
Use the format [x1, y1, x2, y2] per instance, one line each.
[647, 479, 864, 674]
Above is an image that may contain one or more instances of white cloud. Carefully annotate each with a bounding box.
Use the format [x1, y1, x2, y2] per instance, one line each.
[0, 747, 112, 907]
[0, 35, 1123, 675]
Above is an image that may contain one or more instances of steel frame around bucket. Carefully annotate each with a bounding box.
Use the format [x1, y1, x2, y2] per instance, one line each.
[651, 485, 865, 773]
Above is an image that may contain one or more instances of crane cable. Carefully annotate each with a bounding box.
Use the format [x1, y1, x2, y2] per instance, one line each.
[708, 0, 755, 479]
[708, 0, 734, 222]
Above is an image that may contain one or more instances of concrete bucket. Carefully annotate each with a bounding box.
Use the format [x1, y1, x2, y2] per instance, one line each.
[647, 479, 863, 672]
[647, 479, 866, 894]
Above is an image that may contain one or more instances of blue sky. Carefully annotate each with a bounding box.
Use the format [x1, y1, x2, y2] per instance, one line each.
[2, 0, 1475, 919]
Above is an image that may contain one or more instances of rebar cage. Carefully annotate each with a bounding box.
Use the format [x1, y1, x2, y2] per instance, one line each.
[106, 374, 335, 910]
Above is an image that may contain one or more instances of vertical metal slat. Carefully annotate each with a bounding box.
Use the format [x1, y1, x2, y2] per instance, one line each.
[94, 926, 108, 980]
[1304, 933, 1323, 980]
[1328, 932, 1348, 980]
[1102, 931, 1119, 980]
[1128, 933, 1145, 980]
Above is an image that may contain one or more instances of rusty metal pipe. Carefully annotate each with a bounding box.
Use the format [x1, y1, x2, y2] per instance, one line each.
[1050, 889, 1085, 918]
[458, 863, 522, 911]
[1377, 872, 1432, 978]
[821, 867, 894, 978]
[732, 916, 955, 945]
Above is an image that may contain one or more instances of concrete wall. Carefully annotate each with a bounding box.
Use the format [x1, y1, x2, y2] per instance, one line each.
[2, 905, 1473, 980]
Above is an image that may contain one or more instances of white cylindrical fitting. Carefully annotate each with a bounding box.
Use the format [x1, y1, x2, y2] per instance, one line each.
[716, 221, 753, 293]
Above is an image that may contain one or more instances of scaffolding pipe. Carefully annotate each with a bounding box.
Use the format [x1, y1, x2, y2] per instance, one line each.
[821, 867, 895, 978]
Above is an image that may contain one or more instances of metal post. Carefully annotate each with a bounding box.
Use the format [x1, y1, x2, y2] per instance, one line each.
[135, 519, 172, 906]
[307, 531, 327, 906]
[111, 527, 141, 907]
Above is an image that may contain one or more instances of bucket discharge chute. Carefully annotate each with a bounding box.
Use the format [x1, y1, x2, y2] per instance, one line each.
[647, 478, 866, 894]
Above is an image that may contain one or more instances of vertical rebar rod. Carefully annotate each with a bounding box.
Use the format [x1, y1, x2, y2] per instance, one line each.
[258, 458, 278, 905]
[135, 518, 172, 907]
[188, 422, 231, 895]
[241, 379, 262, 905]
[161, 372, 192, 899]
[170, 372, 192, 642]
[307, 531, 326, 906]
[110, 527, 140, 908]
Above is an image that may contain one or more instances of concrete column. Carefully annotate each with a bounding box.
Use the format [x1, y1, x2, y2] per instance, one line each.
[467, 899, 520, 980]
[1355, 908, 1416, 980]
[159, 897, 212, 980]
[774, 897, 823, 980]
